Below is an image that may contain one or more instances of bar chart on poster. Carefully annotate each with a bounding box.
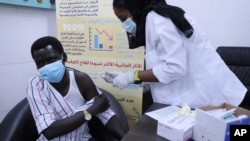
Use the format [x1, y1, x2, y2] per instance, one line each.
[89, 27, 114, 51]
[0, 0, 55, 9]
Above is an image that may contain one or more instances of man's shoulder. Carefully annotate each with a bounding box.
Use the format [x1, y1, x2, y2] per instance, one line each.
[68, 68, 94, 87]
[67, 67, 89, 78]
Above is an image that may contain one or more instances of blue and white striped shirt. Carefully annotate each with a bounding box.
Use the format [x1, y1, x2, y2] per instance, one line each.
[26, 71, 114, 141]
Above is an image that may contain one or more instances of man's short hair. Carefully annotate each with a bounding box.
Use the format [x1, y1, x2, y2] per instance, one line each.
[31, 36, 64, 58]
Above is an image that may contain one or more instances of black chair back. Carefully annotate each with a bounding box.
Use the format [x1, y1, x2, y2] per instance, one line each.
[217, 46, 250, 109]
[0, 98, 39, 141]
[217, 46, 250, 90]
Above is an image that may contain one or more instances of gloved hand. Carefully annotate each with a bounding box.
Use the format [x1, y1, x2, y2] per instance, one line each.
[113, 71, 134, 89]
[99, 71, 122, 83]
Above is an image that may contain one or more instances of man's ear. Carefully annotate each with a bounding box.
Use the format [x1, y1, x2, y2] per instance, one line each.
[62, 52, 68, 63]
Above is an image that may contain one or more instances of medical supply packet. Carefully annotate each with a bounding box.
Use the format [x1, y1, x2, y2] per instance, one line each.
[146, 105, 195, 141]
[193, 103, 250, 141]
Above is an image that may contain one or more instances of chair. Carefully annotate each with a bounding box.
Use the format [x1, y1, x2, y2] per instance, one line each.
[88, 88, 129, 141]
[0, 89, 129, 141]
[0, 98, 39, 141]
[216, 46, 250, 109]
[142, 84, 153, 114]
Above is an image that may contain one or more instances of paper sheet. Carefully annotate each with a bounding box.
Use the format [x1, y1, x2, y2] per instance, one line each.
[145, 105, 180, 121]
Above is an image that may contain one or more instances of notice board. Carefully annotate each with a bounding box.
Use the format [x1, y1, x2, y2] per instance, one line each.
[56, 0, 144, 128]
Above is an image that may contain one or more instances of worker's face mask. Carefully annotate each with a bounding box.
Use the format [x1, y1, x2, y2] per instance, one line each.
[38, 60, 65, 83]
[122, 17, 136, 34]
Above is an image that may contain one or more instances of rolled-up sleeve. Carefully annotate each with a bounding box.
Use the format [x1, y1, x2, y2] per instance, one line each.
[76, 98, 115, 125]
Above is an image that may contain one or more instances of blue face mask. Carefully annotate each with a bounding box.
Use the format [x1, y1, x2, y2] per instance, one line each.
[122, 17, 136, 34]
[38, 60, 65, 83]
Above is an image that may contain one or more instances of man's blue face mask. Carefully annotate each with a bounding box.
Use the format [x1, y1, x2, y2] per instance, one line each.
[122, 17, 136, 34]
[38, 60, 65, 83]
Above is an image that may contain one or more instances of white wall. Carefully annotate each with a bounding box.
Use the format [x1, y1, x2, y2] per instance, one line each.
[167, 0, 250, 47]
[0, 4, 56, 122]
[0, 0, 250, 122]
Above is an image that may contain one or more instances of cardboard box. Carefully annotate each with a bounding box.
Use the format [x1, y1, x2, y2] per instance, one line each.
[146, 105, 195, 141]
[193, 103, 250, 141]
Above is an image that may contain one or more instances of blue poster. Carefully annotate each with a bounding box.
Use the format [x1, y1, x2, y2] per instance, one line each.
[0, 0, 55, 9]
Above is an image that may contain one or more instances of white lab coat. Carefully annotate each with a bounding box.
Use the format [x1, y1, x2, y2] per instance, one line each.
[144, 11, 247, 108]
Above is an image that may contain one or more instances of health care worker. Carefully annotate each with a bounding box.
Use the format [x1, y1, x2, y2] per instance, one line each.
[100, 0, 249, 108]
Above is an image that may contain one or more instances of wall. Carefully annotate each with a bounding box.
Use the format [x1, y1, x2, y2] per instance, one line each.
[0, 4, 56, 122]
[167, 0, 250, 47]
[0, 0, 250, 122]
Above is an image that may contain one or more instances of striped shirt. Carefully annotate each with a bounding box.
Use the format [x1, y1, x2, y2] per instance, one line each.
[26, 71, 115, 141]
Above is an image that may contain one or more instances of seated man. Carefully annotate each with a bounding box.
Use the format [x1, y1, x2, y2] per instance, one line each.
[26, 36, 126, 141]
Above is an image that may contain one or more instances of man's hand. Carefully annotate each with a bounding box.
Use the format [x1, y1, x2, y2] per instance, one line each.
[99, 71, 122, 83]
[88, 94, 109, 116]
[113, 71, 134, 89]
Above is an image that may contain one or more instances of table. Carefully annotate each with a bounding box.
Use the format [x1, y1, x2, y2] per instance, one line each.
[121, 103, 169, 141]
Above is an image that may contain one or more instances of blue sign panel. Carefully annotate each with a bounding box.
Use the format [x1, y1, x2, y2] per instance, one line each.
[0, 0, 55, 9]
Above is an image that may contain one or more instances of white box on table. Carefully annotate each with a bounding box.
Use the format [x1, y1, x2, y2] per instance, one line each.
[146, 105, 195, 141]
[193, 103, 250, 141]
